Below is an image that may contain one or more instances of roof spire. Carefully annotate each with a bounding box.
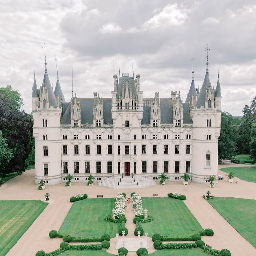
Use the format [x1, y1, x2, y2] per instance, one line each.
[55, 55, 59, 81]
[205, 44, 210, 73]
[218, 70, 219, 81]
[191, 58, 195, 81]
[72, 68, 74, 99]
[34, 70, 36, 81]
[44, 55, 47, 73]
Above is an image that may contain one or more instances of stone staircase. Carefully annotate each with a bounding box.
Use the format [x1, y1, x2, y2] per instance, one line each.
[98, 176, 156, 189]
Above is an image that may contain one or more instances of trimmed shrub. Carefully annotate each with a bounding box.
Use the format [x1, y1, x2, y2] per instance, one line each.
[70, 194, 88, 202]
[168, 192, 186, 200]
[60, 242, 69, 250]
[131, 192, 136, 197]
[101, 234, 110, 241]
[36, 251, 46, 256]
[63, 235, 72, 243]
[118, 247, 128, 256]
[191, 234, 201, 241]
[38, 185, 42, 190]
[136, 248, 148, 256]
[102, 240, 110, 249]
[220, 249, 231, 256]
[153, 240, 163, 250]
[179, 195, 186, 200]
[118, 226, 128, 236]
[133, 217, 141, 224]
[122, 192, 126, 197]
[195, 240, 205, 248]
[152, 233, 163, 242]
[204, 228, 214, 236]
[49, 230, 58, 238]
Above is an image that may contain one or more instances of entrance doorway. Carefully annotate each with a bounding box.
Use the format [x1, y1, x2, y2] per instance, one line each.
[124, 162, 130, 176]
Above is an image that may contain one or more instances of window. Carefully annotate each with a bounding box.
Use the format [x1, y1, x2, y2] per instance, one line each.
[153, 134, 157, 139]
[43, 146, 48, 156]
[206, 154, 211, 166]
[74, 145, 79, 155]
[164, 161, 168, 173]
[207, 135, 212, 140]
[186, 161, 191, 173]
[118, 162, 120, 174]
[134, 135, 137, 140]
[43, 119, 47, 127]
[74, 162, 79, 173]
[125, 103, 129, 109]
[85, 162, 90, 173]
[118, 135, 121, 140]
[142, 161, 147, 173]
[186, 145, 191, 154]
[97, 145, 101, 154]
[134, 145, 137, 155]
[44, 164, 48, 176]
[208, 99, 211, 108]
[107, 161, 112, 173]
[85, 135, 90, 139]
[108, 135, 112, 140]
[96, 135, 101, 140]
[142, 134, 146, 139]
[175, 134, 180, 140]
[164, 134, 168, 139]
[153, 145, 157, 154]
[74, 135, 78, 139]
[43, 135, 48, 140]
[175, 119, 181, 127]
[125, 120, 129, 127]
[125, 145, 129, 155]
[63, 162, 68, 174]
[63, 135, 67, 140]
[134, 162, 137, 174]
[63, 145, 67, 155]
[85, 145, 90, 154]
[175, 161, 180, 173]
[207, 119, 211, 127]
[186, 134, 191, 139]
[74, 120, 78, 127]
[96, 161, 101, 173]
[153, 120, 158, 127]
[175, 145, 179, 154]
[96, 120, 101, 127]
[118, 145, 121, 155]
[164, 145, 168, 154]
[108, 145, 112, 154]
[142, 145, 146, 154]
[153, 161, 157, 173]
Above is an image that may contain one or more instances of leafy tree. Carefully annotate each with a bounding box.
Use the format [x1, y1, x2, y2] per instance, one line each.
[218, 112, 238, 159]
[250, 120, 256, 163]
[0, 86, 23, 110]
[0, 132, 13, 176]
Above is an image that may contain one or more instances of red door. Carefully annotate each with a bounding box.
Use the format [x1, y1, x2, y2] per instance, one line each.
[124, 162, 130, 176]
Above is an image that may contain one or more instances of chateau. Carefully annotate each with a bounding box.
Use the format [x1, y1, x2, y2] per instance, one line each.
[32, 56, 221, 185]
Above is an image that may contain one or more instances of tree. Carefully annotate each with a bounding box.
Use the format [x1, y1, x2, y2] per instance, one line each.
[0, 132, 13, 176]
[218, 112, 238, 159]
[0, 86, 23, 110]
[250, 120, 256, 163]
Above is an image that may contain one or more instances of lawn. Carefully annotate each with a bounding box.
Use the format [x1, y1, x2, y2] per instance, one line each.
[59, 198, 119, 238]
[141, 198, 203, 237]
[0, 200, 47, 256]
[208, 197, 256, 248]
[235, 154, 253, 164]
[221, 166, 256, 182]
[149, 249, 210, 255]
[60, 251, 117, 256]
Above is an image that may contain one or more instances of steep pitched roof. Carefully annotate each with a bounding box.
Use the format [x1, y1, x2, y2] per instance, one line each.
[32, 73, 38, 97]
[215, 73, 221, 97]
[42, 71, 58, 108]
[196, 70, 210, 108]
[54, 75, 65, 103]
[186, 79, 197, 103]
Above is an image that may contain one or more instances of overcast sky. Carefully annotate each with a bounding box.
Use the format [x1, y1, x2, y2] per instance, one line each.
[1, 0, 256, 116]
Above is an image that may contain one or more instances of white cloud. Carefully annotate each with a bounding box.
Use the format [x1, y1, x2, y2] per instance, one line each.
[100, 23, 122, 33]
[202, 17, 220, 24]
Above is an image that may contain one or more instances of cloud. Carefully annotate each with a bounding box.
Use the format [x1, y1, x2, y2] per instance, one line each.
[202, 17, 220, 24]
[100, 23, 122, 33]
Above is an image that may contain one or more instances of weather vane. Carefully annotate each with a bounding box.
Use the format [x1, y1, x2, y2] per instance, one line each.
[205, 44, 210, 71]
[42, 43, 47, 73]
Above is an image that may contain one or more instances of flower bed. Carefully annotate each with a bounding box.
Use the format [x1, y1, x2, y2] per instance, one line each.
[113, 192, 126, 220]
[131, 193, 144, 217]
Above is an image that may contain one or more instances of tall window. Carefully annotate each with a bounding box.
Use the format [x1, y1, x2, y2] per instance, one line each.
[108, 145, 112, 154]
[74, 145, 79, 155]
[74, 120, 78, 127]
[63, 162, 68, 174]
[134, 135, 137, 140]
[74, 135, 78, 139]
[96, 120, 101, 127]
[63, 145, 67, 155]
[186, 145, 191, 154]
[118, 135, 121, 140]
[118, 162, 120, 174]
[97, 145, 101, 154]
[43, 135, 47, 140]
[142, 161, 147, 173]
[153, 161, 157, 173]
[108, 135, 112, 140]
[186, 134, 191, 139]
[85, 162, 90, 173]
[134, 145, 137, 155]
[206, 153, 211, 166]
[142, 134, 146, 139]
[96, 161, 101, 173]
[207, 119, 212, 127]
[153, 120, 158, 127]
[63, 135, 67, 139]
[208, 99, 211, 108]
[186, 161, 191, 173]
[175, 145, 179, 154]
[44, 164, 48, 176]
[43, 119, 47, 127]
[175, 161, 180, 173]
[74, 162, 79, 173]
[153, 145, 157, 154]
[118, 145, 120, 155]
[85, 145, 90, 154]
[125, 145, 129, 155]
[164, 145, 168, 154]
[125, 120, 129, 127]
[134, 162, 136, 174]
[164, 161, 168, 173]
[107, 161, 112, 173]
[164, 134, 168, 139]
[207, 135, 212, 140]
[142, 145, 146, 154]
[85, 135, 90, 139]
[43, 146, 48, 156]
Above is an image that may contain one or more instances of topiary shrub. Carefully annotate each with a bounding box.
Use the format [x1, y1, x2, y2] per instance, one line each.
[179, 195, 186, 200]
[191, 234, 201, 241]
[133, 217, 141, 224]
[63, 235, 72, 243]
[122, 192, 126, 197]
[195, 240, 205, 248]
[49, 230, 58, 238]
[152, 233, 163, 242]
[153, 240, 163, 250]
[35, 251, 46, 256]
[101, 234, 110, 241]
[220, 249, 231, 256]
[101, 240, 110, 249]
[60, 242, 69, 250]
[131, 192, 136, 196]
[134, 226, 144, 236]
[204, 228, 214, 236]
[118, 227, 128, 236]
[136, 248, 148, 256]
[118, 247, 128, 256]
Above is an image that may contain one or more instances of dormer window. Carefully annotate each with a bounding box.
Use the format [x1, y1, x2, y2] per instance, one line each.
[153, 120, 158, 127]
[175, 120, 181, 127]
[96, 120, 101, 127]
[208, 99, 212, 108]
[125, 103, 129, 109]
[74, 120, 78, 127]
[125, 120, 129, 127]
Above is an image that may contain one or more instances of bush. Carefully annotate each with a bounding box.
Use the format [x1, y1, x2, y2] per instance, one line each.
[152, 233, 163, 242]
[220, 249, 231, 256]
[131, 192, 136, 196]
[195, 240, 205, 248]
[134, 226, 144, 236]
[65, 181, 70, 186]
[101, 234, 110, 241]
[38, 185, 42, 190]
[118, 226, 128, 236]
[204, 228, 214, 236]
[35, 251, 46, 256]
[60, 242, 69, 250]
[153, 240, 163, 249]
[133, 217, 141, 224]
[179, 195, 186, 200]
[101, 240, 110, 249]
[118, 247, 128, 256]
[167, 192, 186, 200]
[191, 234, 201, 241]
[63, 235, 72, 243]
[70, 194, 88, 202]
[49, 230, 58, 238]
[122, 192, 126, 197]
[136, 248, 148, 256]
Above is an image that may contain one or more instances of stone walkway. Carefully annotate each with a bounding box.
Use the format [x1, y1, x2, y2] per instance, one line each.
[0, 164, 256, 256]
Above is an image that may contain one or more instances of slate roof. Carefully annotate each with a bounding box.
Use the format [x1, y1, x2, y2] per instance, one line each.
[196, 70, 210, 108]
[42, 71, 57, 108]
[54, 77, 65, 103]
[32, 77, 38, 97]
[215, 79, 221, 97]
[185, 79, 197, 103]
[117, 75, 138, 98]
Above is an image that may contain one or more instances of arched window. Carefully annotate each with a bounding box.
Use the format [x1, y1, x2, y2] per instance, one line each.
[43, 99, 46, 108]
[208, 99, 211, 108]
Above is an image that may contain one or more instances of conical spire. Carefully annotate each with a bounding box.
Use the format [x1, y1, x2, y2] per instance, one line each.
[186, 70, 197, 103]
[215, 71, 221, 97]
[44, 55, 47, 74]
[32, 71, 38, 97]
[54, 70, 65, 102]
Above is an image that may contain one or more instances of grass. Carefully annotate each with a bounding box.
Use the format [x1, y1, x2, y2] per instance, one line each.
[59, 198, 119, 238]
[60, 251, 116, 256]
[0, 200, 47, 256]
[208, 197, 256, 248]
[221, 166, 256, 182]
[141, 198, 203, 237]
[149, 249, 210, 255]
[235, 154, 252, 163]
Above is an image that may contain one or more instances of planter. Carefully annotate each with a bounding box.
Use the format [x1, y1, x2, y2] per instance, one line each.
[161, 181, 165, 185]
[183, 181, 188, 185]
[210, 183, 215, 188]
[89, 183, 93, 186]
[41, 185, 45, 190]
[229, 179, 233, 183]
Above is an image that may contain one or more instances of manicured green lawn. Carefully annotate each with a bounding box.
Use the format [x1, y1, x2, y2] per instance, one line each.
[221, 167, 256, 182]
[60, 251, 116, 256]
[149, 249, 209, 255]
[208, 197, 256, 248]
[59, 198, 119, 238]
[142, 198, 203, 237]
[0, 200, 47, 256]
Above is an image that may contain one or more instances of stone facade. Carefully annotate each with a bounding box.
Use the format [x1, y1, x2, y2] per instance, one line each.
[32, 59, 221, 185]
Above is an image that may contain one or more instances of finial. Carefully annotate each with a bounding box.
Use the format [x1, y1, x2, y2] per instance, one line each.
[72, 68, 74, 99]
[55, 55, 59, 81]
[34, 70, 36, 81]
[44, 55, 47, 73]
[191, 58, 195, 81]
[132, 62, 134, 78]
[218, 70, 219, 80]
[205, 44, 210, 72]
